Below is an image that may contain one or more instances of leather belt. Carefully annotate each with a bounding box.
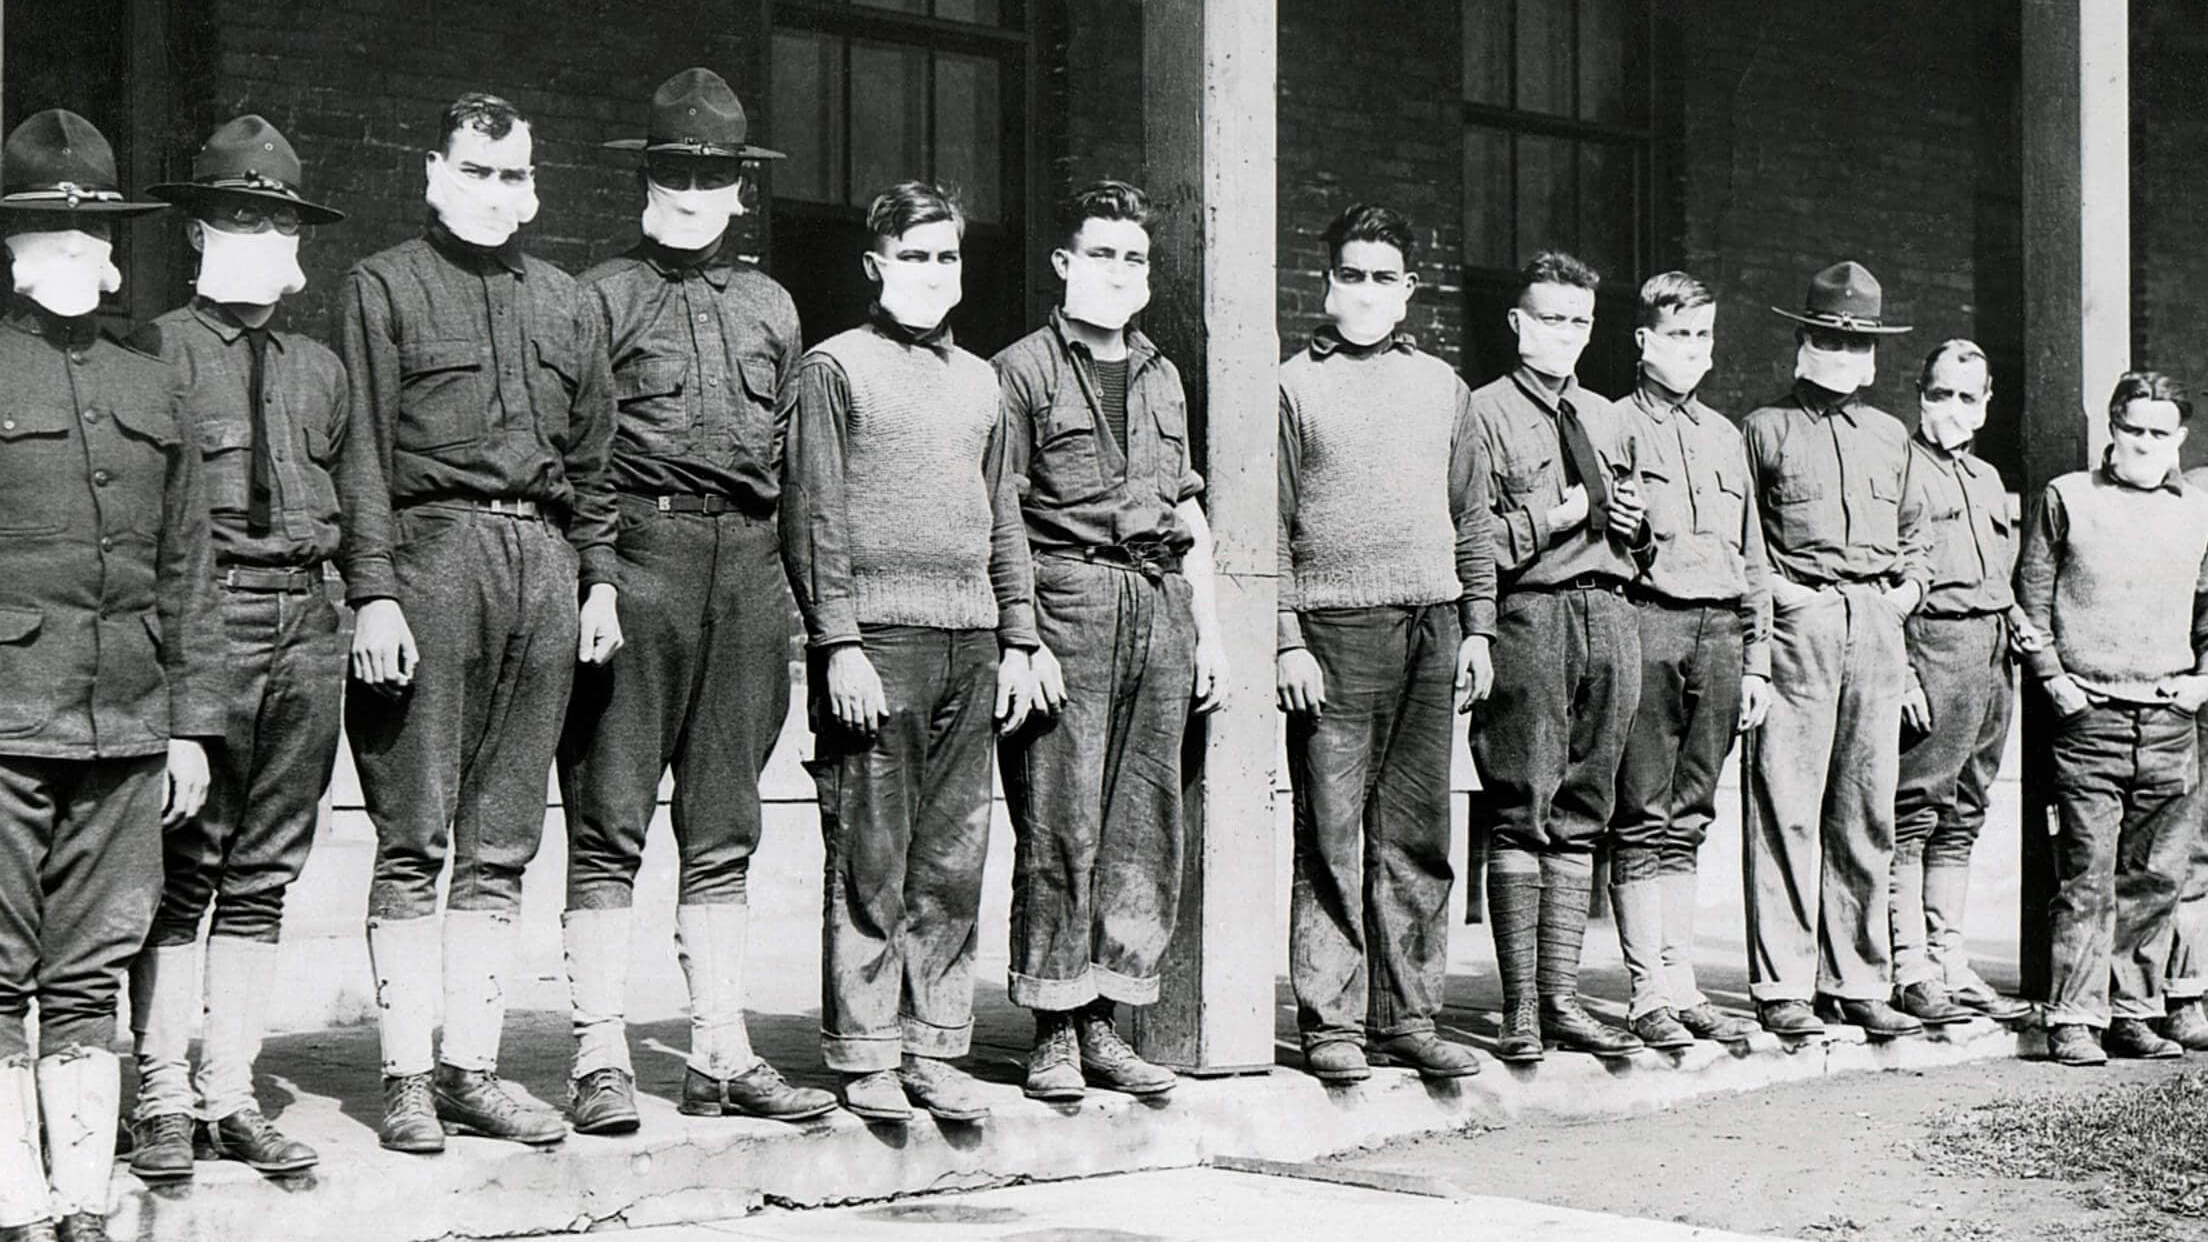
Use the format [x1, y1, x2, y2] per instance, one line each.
[473, 497, 541, 518]
[1055, 543, 1183, 581]
[217, 565, 322, 593]
[1630, 586, 1739, 610]
[1520, 573, 1628, 595]
[644, 493, 742, 515]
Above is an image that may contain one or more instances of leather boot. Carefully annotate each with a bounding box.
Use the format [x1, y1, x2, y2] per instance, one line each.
[1078, 1001, 1176, 1096]
[1814, 996, 1923, 1038]
[365, 916, 439, 1088]
[125, 942, 195, 1177]
[1303, 1041, 1370, 1084]
[2045, 1023, 2107, 1066]
[433, 1064, 566, 1145]
[2105, 1017, 2183, 1060]
[1924, 864, 2031, 1020]
[199, 938, 286, 1140]
[562, 907, 635, 1134]
[1025, 1010, 1086, 1099]
[0, 1221, 57, 1242]
[378, 1073, 444, 1154]
[2162, 999, 2208, 1051]
[1369, 1031, 1480, 1079]
[1541, 995, 1645, 1057]
[1487, 868, 1544, 1063]
[1676, 1003, 1758, 1043]
[1538, 857, 1641, 1056]
[203, 1109, 316, 1175]
[839, 1071, 910, 1124]
[53, 1218, 106, 1242]
[0, 1055, 48, 1229]
[1895, 981, 1974, 1027]
[1628, 1007, 1696, 1050]
[897, 1056, 991, 1122]
[36, 1048, 118, 1224]
[685, 1062, 837, 1122]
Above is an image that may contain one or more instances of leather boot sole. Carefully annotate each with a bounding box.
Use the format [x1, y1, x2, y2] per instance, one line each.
[227, 1149, 317, 1175]
[126, 1158, 194, 1183]
[1023, 1080, 1088, 1101]
[437, 1118, 566, 1146]
[1368, 1050, 1480, 1078]
[378, 1130, 446, 1155]
[1081, 1065, 1176, 1097]
[575, 1111, 642, 1135]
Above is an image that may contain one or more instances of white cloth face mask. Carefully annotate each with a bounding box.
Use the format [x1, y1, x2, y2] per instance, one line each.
[1637, 329, 1714, 396]
[194, 226, 307, 305]
[1323, 272, 1410, 347]
[866, 252, 962, 332]
[1061, 252, 1151, 331]
[425, 153, 538, 247]
[642, 181, 740, 250]
[1795, 340, 1875, 394]
[1918, 396, 1983, 450]
[6, 229, 122, 317]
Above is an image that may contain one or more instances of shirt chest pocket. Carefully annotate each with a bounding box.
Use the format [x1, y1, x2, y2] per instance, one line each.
[1703, 461, 1747, 536]
[529, 334, 581, 444]
[102, 401, 183, 537]
[727, 353, 781, 459]
[1499, 455, 1554, 508]
[1148, 379, 1191, 506]
[1766, 471, 1828, 549]
[1034, 380, 1110, 506]
[0, 405, 77, 535]
[397, 338, 488, 451]
[613, 355, 691, 455]
[195, 419, 254, 514]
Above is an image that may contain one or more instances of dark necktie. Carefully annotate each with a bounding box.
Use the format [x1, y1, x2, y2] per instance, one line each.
[245, 326, 274, 534]
[1557, 396, 1610, 526]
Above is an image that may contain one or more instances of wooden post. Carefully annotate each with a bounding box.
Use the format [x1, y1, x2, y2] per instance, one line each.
[2016, 0, 2127, 998]
[1128, 0, 1278, 1074]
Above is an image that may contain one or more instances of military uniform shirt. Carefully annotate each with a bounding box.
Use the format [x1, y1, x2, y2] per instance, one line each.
[1904, 435, 2018, 617]
[1741, 379, 1931, 592]
[1467, 366, 1644, 588]
[1624, 382, 1773, 678]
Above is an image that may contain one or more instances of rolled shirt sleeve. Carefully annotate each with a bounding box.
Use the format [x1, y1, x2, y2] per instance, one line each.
[2014, 482, 2068, 685]
[983, 402, 1038, 650]
[1450, 383, 1498, 640]
[779, 353, 863, 650]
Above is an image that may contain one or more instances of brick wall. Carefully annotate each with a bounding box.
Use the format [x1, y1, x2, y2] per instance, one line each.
[195, 0, 769, 337]
[1274, 0, 1466, 370]
[2130, 2, 2208, 468]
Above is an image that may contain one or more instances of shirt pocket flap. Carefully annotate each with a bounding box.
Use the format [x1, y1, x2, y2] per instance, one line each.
[0, 406, 75, 439]
[1501, 456, 1552, 493]
[1639, 463, 1674, 484]
[1714, 464, 1746, 496]
[533, 337, 577, 387]
[615, 357, 687, 401]
[739, 355, 780, 403]
[0, 607, 40, 644]
[1868, 470, 1901, 501]
[400, 339, 485, 376]
[197, 420, 253, 454]
[110, 401, 181, 446]
[1770, 473, 1822, 505]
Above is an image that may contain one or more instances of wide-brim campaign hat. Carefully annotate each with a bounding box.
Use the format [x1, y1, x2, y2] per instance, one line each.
[0, 109, 167, 216]
[604, 67, 784, 160]
[145, 115, 346, 225]
[1770, 260, 1913, 335]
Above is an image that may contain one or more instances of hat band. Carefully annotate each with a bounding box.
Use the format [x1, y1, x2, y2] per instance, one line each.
[1812, 310, 1881, 330]
[4, 182, 124, 205]
[202, 173, 297, 194]
[650, 138, 742, 155]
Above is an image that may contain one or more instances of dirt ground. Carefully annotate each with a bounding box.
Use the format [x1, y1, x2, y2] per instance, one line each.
[1330, 1055, 2208, 1242]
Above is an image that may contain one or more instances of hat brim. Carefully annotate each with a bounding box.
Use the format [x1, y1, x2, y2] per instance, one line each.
[602, 138, 786, 160]
[1769, 306, 1914, 335]
[0, 196, 168, 216]
[144, 183, 346, 226]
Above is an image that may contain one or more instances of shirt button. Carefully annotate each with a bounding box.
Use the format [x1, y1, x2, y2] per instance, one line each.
[707, 377, 720, 388]
[93, 470, 111, 486]
[81, 408, 101, 424]
[68, 351, 83, 364]
[697, 313, 708, 323]
[99, 535, 114, 552]
[0, 419, 13, 432]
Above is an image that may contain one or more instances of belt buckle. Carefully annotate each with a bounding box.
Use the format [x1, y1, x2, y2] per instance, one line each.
[656, 495, 674, 513]
[222, 567, 241, 588]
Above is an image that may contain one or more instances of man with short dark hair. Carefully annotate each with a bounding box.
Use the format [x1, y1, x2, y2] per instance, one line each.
[2017, 370, 2208, 1066]
[126, 115, 349, 1183]
[1604, 270, 1769, 1050]
[1278, 203, 1494, 1083]
[1743, 260, 1930, 1041]
[0, 109, 221, 1242]
[783, 180, 1038, 1125]
[556, 67, 833, 1136]
[337, 92, 619, 1152]
[1887, 339, 2034, 1028]
[992, 179, 1224, 1101]
[1469, 249, 1649, 1062]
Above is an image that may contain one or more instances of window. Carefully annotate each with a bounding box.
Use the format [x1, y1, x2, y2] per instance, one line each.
[767, 0, 1029, 354]
[1460, 0, 1654, 395]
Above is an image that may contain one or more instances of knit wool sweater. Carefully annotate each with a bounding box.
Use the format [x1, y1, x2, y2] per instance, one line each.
[2034, 467, 2208, 700]
[811, 326, 1002, 630]
[1279, 344, 1461, 608]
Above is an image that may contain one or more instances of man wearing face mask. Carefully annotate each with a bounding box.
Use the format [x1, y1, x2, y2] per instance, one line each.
[990, 180, 1225, 1101]
[1741, 260, 1930, 1041]
[0, 109, 223, 1242]
[123, 116, 349, 1185]
[1468, 250, 1650, 1062]
[782, 181, 1038, 1125]
[2016, 371, 2208, 1065]
[1885, 340, 2036, 1030]
[552, 67, 832, 1135]
[1276, 204, 1496, 1083]
[335, 92, 618, 1153]
[1603, 272, 1770, 1050]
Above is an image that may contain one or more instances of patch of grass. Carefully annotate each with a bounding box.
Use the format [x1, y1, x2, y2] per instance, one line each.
[1922, 1069, 2208, 1230]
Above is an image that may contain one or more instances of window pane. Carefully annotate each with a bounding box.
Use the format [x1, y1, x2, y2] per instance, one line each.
[1514, 0, 1573, 115]
[770, 30, 845, 205]
[1463, 125, 1514, 269]
[853, 0, 928, 13]
[934, 52, 1002, 223]
[849, 40, 927, 206]
[1514, 134, 1574, 260]
[1576, 141, 1635, 279]
[933, 0, 1002, 23]
[1462, 0, 1511, 107]
[1576, 0, 1640, 124]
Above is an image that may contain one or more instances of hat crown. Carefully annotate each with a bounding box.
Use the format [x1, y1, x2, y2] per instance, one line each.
[1804, 260, 1883, 323]
[647, 67, 749, 152]
[3, 109, 123, 199]
[188, 115, 305, 191]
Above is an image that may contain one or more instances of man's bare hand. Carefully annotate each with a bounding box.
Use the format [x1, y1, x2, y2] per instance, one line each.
[2045, 674, 2092, 721]
[1031, 645, 1069, 715]
[2161, 674, 2208, 714]
[351, 598, 418, 689]
[1901, 685, 1932, 734]
[1456, 634, 1494, 710]
[996, 647, 1038, 736]
[826, 646, 888, 734]
[1548, 484, 1590, 534]
[164, 739, 209, 827]
[1278, 648, 1325, 716]
[1739, 673, 1773, 732]
[578, 585, 624, 665]
[1193, 635, 1229, 715]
